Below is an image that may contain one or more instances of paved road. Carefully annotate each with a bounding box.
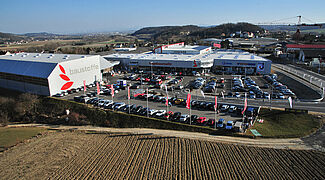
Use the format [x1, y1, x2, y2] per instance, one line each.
[273, 63, 325, 89]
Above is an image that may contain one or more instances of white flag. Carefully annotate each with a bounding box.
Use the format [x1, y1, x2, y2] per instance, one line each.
[200, 90, 205, 98]
[288, 97, 293, 108]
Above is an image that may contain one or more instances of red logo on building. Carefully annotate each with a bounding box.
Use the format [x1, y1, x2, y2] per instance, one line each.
[59, 65, 74, 90]
[193, 60, 198, 67]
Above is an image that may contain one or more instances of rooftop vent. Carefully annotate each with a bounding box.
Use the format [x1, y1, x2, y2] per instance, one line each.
[48, 56, 53, 59]
[63, 57, 69, 60]
[234, 55, 239, 59]
[250, 55, 254, 59]
[81, 56, 86, 58]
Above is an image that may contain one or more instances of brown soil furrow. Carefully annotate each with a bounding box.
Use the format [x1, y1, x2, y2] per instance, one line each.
[52, 134, 106, 179]
[66, 134, 117, 179]
[101, 135, 138, 179]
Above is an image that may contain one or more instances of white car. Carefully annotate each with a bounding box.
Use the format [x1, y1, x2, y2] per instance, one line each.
[228, 106, 237, 113]
[220, 105, 229, 112]
[113, 102, 126, 110]
[98, 99, 107, 107]
[103, 100, 114, 108]
[154, 110, 166, 117]
[180, 114, 190, 122]
[148, 109, 158, 116]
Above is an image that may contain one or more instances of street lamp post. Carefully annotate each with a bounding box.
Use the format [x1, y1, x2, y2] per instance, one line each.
[150, 61, 153, 77]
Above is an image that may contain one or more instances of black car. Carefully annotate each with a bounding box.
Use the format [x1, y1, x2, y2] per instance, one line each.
[171, 112, 182, 121]
[130, 84, 140, 89]
[190, 115, 198, 124]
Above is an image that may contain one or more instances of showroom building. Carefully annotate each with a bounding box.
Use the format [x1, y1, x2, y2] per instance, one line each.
[0, 52, 114, 96]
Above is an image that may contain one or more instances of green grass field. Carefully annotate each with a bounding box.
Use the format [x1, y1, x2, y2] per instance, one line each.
[246, 108, 322, 138]
[0, 127, 46, 151]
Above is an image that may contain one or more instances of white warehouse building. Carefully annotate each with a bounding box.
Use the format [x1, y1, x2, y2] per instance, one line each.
[0, 53, 116, 96]
[153, 42, 212, 55]
[103, 49, 271, 75]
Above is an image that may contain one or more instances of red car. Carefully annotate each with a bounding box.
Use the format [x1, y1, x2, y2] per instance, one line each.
[196, 117, 207, 124]
[164, 111, 174, 119]
[134, 93, 145, 98]
[207, 119, 216, 126]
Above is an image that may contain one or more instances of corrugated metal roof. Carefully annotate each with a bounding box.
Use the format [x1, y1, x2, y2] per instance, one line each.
[99, 57, 119, 70]
[0, 53, 94, 63]
[0, 59, 56, 78]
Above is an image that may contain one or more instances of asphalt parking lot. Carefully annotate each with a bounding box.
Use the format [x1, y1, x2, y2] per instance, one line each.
[58, 72, 307, 131]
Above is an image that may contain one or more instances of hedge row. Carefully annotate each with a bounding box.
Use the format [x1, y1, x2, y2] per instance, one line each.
[38, 97, 243, 136]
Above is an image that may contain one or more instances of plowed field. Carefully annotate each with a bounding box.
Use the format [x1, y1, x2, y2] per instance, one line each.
[0, 131, 324, 179]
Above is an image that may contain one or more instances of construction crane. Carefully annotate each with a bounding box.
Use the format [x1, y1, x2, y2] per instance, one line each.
[295, 16, 322, 33]
[258, 15, 322, 33]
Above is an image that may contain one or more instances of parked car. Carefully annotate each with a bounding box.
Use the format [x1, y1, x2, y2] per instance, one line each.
[196, 117, 207, 124]
[228, 106, 237, 113]
[154, 110, 166, 118]
[171, 112, 182, 121]
[190, 115, 198, 124]
[220, 105, 229, 112]
[180, 114, 190, 122]
[217, 118, 225, 128]
[225, 121, 234, 130]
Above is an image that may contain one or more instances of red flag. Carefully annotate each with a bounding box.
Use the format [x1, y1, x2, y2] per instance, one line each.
[96, 82, 100, 95]
[127, 86, 130, 100]
[242, 93, 247, 115]
[214, 96, 218, 111]
[111, 84, 114, 97]
[186, 93, 191, 109]
[83, 80, 86, 92]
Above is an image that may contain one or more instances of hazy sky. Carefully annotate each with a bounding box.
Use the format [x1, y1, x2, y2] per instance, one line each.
[1, 0, 325, 34]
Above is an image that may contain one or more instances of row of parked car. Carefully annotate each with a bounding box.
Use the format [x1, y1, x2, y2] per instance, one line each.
[74, 96, 249, 130]
[264, 74, 295, 97]
[53, 83, 97, 97]
[134, 93, 252, 117]
[202, 77, 225, 93]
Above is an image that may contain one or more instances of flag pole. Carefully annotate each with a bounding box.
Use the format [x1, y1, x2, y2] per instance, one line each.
[146, 88, 149, 117]
[165, 85, 169, 120]
[242, 93, 247, 121]
[127, 86, 130, 114]
[214, 96, 217, 129]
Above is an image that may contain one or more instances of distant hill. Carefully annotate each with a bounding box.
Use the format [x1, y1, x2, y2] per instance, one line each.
[23, 32, 60, 37]
[132, 23, 264, 41]
[132, 25, 202, 40]
[260, 23, 325, 32]
[189, 22, 264, 37]
[0, 32, 27, 43]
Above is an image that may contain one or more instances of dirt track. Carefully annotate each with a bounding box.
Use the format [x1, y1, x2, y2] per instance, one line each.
[9, 124, 311, 150]
[0, 129, 324, 179]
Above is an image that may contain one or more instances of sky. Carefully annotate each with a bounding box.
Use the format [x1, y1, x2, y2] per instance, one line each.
[1, 0, 325, 34]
